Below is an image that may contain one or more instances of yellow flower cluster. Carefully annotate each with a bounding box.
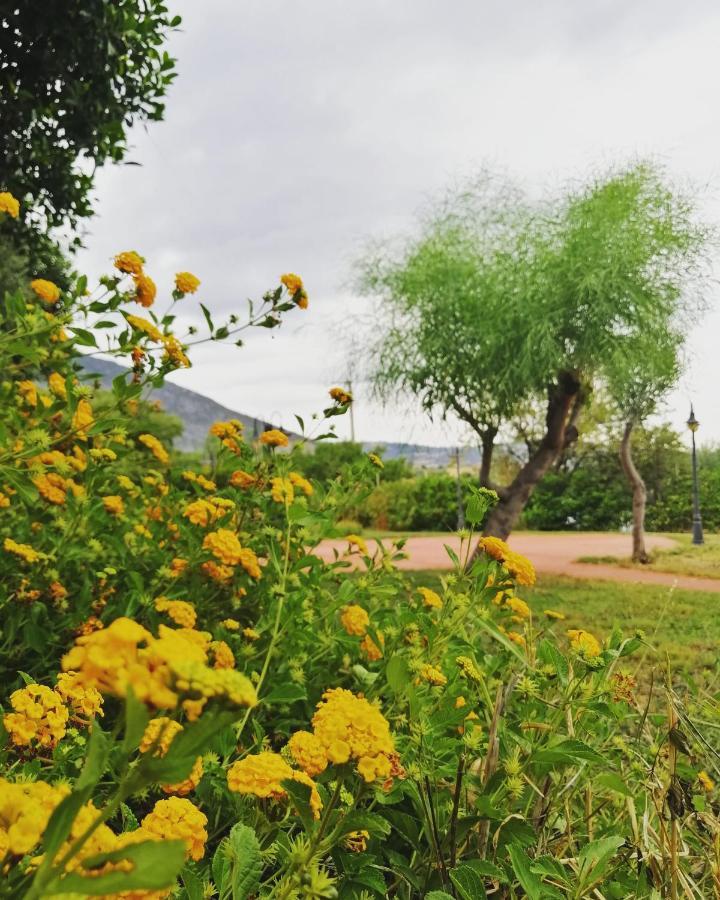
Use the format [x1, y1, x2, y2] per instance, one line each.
[311, 688, 395, 783]
[270, 476, 294, 504]
[3, 684, 69, 749]
[345, 534, 369, 556]
[182, 470, 216, 491]
[0, 191, 20, 218]
[477, 537, 536, 586]
[0, 778, 69, 856]
[202, 528, 261, 579]
[139, 433, 169, 464]
[360, 632, 384, 661]
[259, 429, 289, 448]
[567, 629, 602, 659]
[418, 663, 447, 687]
[340, 604, 370, 636]
[140, 718, 204, 796]
[280, 273, 308, 308]
[183, 495, 234, 527]
[329, 386, 352, 404]
[210, 639, 235, 669]
[33, 472, 79, 505]
[209, 420, 243, 444]
[230, 469, 256, 488]
[286, 730, 328, 776]
[289, 471, 313, 496]
[227, 751, 322, 818]
[103, 494, 125, 516]
[175, 271, 201, 294]
[30, 279, 61, 304]
[134, 272, 157, 308]
[126, 314, 163, 342]
[56, 671, 104, 719]
[456, 655, 482, 683]
[48, 371, 67, 399]
[139, 796, 208, 861]
[115, 251, 145, 275]
[72, 398, 94, 439]
[221, 618, 240, 631]
[203, 528, 242, 564]
[61, 617, 257, 712]
[155, 597, 197, 628]
[418, 587, 442, 609]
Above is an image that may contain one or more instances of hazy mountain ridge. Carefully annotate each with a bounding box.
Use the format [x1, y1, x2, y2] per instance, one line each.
[79, 356, 480, 466]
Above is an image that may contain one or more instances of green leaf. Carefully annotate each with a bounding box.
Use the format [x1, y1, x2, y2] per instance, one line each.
[45, 839, 186, 895]
[281, 778, 315, 831]
[425, 893, 455, 900]
[386, 655, 410, 695]
[122, 688, 150, 753]
[532, 739, 606, 766]
[181, 867, 205, 900]
[144, 710, 236, 782]
[200, 303, 214, 332]
[335, 811, 391, 839]
[40, 787, 92, 863]
[68, 326, 98, 347]
[536, 638, 569, 684]
[595, 772, 633, 797]
[507, 844, 544, 900]
[263, 684, 307, 705]
[577, 835, 625, 890]
[226, 823, 262, 899]
[450, 863, 488, 899]
[75, 724, 110, 790]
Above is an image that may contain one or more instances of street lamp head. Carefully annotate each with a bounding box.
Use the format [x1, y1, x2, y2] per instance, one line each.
[687, 405, 700, 433]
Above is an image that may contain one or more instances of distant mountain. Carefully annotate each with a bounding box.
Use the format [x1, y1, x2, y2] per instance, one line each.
[79, 356, 481, 467]
[79, 356, 299, 453]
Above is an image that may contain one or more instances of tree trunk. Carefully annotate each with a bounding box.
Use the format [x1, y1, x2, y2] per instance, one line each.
[618, 420, 650, 564]
[479, 426, 498, 488]
[478, 371, 583, 542]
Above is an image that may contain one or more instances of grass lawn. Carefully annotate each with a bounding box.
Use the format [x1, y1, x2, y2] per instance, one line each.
[404, 570, 720, 681]
[579, 531, 720, 580]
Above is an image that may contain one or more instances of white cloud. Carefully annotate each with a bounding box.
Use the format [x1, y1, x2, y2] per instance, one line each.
[77, 0, 720, 451]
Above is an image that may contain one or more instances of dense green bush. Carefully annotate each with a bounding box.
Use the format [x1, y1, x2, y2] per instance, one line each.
[524, 427, 720, 532]
[356, 473, 473, 531]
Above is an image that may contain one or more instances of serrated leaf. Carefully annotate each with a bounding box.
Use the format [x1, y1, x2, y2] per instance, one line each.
[45, 839, 186, 895]
[227, 823, 262, 899]
[532, 739, 606, 766]
[507, 843, 544, 900]
[536, 638, 569, 685]
[450, 863, 488, 899]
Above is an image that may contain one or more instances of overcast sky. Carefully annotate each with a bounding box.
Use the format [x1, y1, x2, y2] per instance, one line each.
[77, 0, 720, 449]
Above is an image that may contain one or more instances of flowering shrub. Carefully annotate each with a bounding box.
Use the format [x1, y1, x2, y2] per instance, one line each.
[1, 194, 719, 898]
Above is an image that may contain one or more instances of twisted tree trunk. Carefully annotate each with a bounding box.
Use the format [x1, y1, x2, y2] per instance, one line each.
[479, 370, 584, 541]
[619, 420, 650, 564]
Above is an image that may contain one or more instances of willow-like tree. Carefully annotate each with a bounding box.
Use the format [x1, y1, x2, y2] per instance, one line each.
[606, 331, 683, 562]
[358, 165, 709, 538]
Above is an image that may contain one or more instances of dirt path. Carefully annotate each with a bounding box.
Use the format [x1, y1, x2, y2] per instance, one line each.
[317, 532, 720, 593]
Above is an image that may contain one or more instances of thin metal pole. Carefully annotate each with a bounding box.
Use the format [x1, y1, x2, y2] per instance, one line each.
[455, 447, 465, 530]
[691, 429, 704, 545]
[347, 380, 356, 443]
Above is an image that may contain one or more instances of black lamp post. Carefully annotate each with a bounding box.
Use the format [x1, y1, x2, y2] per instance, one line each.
[687, 405, 704, 546]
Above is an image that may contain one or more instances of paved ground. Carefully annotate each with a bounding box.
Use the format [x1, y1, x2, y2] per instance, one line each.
[317, 532, 720, 593]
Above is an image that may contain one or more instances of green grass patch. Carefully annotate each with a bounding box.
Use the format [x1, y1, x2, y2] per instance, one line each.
[580, 531, 720, 580]
[404, 570, 720, 680]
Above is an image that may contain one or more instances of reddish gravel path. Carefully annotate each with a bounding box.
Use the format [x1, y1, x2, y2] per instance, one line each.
[316, 532, 720, 593]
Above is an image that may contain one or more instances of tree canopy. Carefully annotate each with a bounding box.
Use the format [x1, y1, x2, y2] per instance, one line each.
[358, 163, 711, 536]
[0, 0, 179, 275]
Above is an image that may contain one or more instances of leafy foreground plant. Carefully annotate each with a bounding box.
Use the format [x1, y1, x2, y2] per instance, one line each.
[1, 195, 719, 898]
